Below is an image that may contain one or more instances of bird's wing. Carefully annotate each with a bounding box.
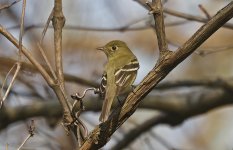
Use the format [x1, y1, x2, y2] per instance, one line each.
[99, 72, 107, 98]
[99, 71, 116, 122]
[114, 58, 139, 87]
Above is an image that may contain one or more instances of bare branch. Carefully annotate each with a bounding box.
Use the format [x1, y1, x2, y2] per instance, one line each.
[134, 0, 233, 29]
[37, 43, 57, 80]
[0, 63, 16, 106]
[0, 26, 54, 85]
[146, 0, 169, 53]
[0, 0, 22, 12]
[50, 1, 73, 123]
[167, 38, 233, 56]
[164, 8, 233, 29]
[0, 0, 27, 107]
[111, 115, 172, 150]
[156, 78, 233, 90]
[0, 57, 99, 87]
[7, 20, 190, 33]
[1, 85, 233, 130]
[18, 0, 26, 60]
[17, 120, 35, 150]
[195, 45, 233, 56]
[198, 4, 211, 20]
[0, 26, 74, 128]
[52, 0, 66, 88]
[40, 9, 54, 44]
[0, 63, 20, 107]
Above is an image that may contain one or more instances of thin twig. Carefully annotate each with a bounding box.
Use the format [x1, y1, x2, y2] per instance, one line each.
[0, 0, 22, 11]
[0, 25, 54, 85]
[0, 0, 75, 129]
[134, 0, 233, 29]
[17, 120, 35, 150]
[37, 43, 57, 80]
[167, 38, 233, 56]
[18, 0, 26, 60]
[0, 0, 26, 107]
[0, 24, 74, 128]
[146, 0, 169, 53]
[195, 45, 233, 56]
[0, 63, 21, 107]
[40, 9, 54, 44]
[17, 134, 31, 150]
[164, 8, 233, 29]
[0, 63, 17, 107]
[0, 57, 99, 87]
[7, 20, 190, 33]
[198, 4, 211, 20]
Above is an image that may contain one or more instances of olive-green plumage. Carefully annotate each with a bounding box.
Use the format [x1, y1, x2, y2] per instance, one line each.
[97, 40, 139, 122]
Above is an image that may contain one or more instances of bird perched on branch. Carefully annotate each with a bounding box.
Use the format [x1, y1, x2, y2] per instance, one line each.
[97, 40, 139, 122]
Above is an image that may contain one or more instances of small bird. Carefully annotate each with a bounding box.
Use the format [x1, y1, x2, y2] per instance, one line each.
[97, 40, 139, 122]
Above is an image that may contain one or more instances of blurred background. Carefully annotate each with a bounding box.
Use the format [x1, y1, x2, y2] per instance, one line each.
[0, 0, 233, 149]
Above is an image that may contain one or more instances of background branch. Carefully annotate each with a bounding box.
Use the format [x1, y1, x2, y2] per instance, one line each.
[1, 85, 232, 149]
[135, 0, 233, 29]
[0, 0, 22, 12]
[112, 87, 233, 149]
[0, 57, 99, 87]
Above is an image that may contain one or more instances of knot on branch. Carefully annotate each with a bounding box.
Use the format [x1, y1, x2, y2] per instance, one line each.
[146, 1, 161, 15]
[52, 13, 66, 28]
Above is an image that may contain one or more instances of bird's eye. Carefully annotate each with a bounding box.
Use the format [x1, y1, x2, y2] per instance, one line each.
[111, 45, 118, 51]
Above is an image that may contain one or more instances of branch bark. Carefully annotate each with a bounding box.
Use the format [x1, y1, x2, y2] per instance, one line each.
[51, 0, 74, 125]
[52, 0, 65, 87]
[146, 0, 168, 53]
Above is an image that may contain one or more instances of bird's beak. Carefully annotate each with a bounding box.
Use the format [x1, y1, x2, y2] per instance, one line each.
[96, 47, 104, 51]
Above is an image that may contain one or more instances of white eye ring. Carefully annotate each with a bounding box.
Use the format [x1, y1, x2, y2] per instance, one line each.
[111, 45, 118, 51]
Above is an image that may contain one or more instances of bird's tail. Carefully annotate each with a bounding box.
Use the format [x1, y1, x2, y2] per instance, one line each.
[99, 95, 115, 122]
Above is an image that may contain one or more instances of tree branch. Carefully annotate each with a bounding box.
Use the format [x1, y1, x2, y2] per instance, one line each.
[146, 0, 169, 53]
[0, 26, 54, 86]
[156, 78, 233, 90]
[51, 0, 74, 125]
[0, 0, 22, 12]
[135, 0, 233, 29]
[112, 88, 232, 150]
[0, 57, 99, 87]
[52, 0, 65, 87]
[0, 23, 73, 129]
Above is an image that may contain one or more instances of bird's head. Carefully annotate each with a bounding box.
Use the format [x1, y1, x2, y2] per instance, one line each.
[97, 40, 131, 58]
